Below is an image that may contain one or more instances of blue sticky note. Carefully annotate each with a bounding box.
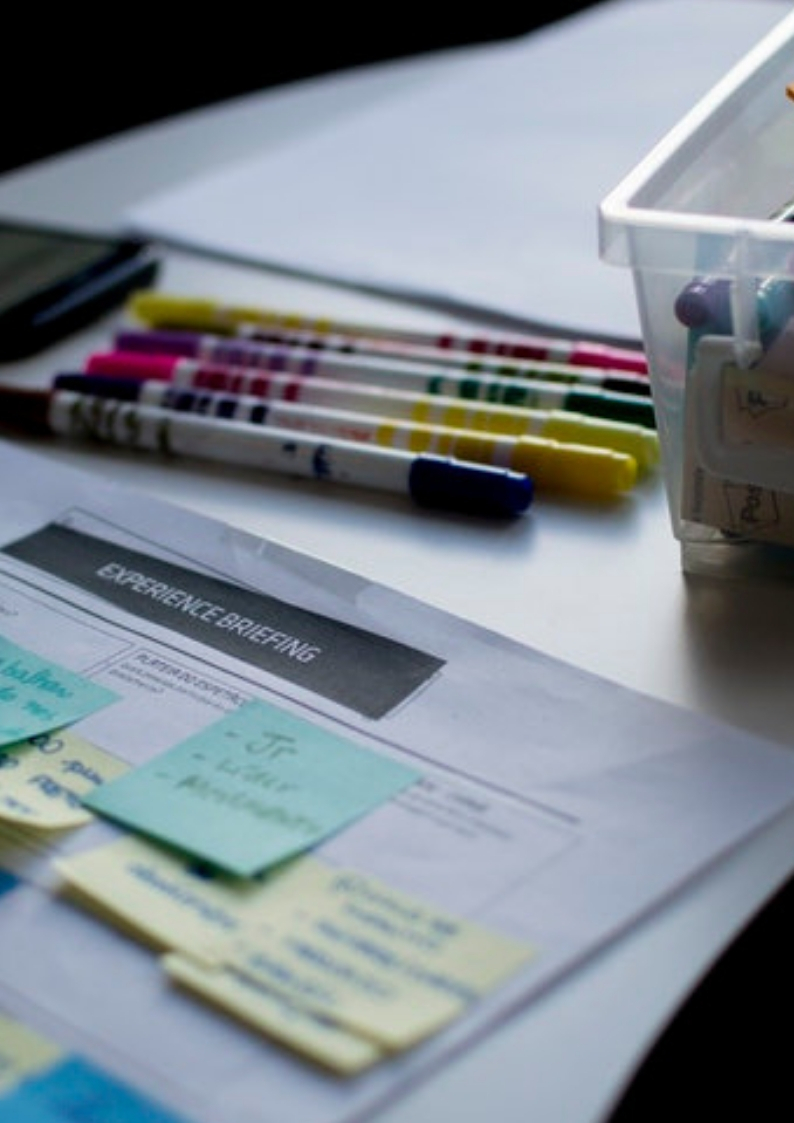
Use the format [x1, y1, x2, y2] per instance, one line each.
[85, 699, 419, 876]
[0, 1056, 190, 1122]
[0, 636, 118, 747]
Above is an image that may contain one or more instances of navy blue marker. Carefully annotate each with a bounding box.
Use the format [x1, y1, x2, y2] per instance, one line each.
[7, 380, 533, 518]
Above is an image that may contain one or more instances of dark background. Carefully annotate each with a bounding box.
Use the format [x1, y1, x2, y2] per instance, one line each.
[0, 7, 597, 174]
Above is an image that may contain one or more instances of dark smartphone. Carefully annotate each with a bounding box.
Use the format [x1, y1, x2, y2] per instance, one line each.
[0, 219, 160, 361]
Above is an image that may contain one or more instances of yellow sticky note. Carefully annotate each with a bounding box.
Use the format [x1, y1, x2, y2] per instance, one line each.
[0, 730, 127, 829]
[219, 867, 537, 1050]
[55, 838, 536, 1056]
[0, 1013, 63, 1093]
[163, 953, 382, 1076]
[56, 838, 385, 1074]
[54, 834, 316, 961]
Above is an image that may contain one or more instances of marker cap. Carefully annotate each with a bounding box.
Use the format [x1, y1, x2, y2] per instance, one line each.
[54, 373, 142, 398]
[115, 328, 202, 356]
[86, 351, 175, 380]
[541, 412, 659, 472]
[408, 456, 533, 517]
[674, 278, 732, 330]
[507, 438, 636, 497]
[564, 388, 656, 429]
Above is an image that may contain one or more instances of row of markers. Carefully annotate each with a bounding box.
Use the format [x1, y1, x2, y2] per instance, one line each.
[31, 290, 660, 518]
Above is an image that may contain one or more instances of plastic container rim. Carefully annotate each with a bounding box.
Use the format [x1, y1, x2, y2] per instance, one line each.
[599, 9, 794, 265]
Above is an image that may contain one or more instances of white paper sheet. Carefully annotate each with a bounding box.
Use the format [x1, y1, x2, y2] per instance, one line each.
[1, 437, 794, 1121]
[124, 0, 791, 345]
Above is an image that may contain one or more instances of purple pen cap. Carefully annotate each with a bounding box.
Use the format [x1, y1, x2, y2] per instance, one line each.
[674, 277, 732, 330]
[409, 455, 533, 518]
[114, 328, 201, 356]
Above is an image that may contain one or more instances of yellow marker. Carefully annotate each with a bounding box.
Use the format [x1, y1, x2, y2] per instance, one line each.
[169, 377, 652, 487]
[66, 373, 639, 497]
[373, 418, 638, 498]
[125, 290, 650, 376]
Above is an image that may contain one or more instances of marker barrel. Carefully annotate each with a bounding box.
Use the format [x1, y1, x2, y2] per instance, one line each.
[54, 374, 638, 498]
[85, 353, 659, 471]
[126, 291, 650, 374]
[114, 328, 653, 398]
[43, 391, 533, 517]
[89, 350, 655, 428]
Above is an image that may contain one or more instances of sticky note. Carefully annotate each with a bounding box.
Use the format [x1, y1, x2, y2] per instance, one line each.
[0, 635, 118, 746]
[55, 833, 292, 960]
[56, 834, 534, 1066]
[217, 866, 537, 1049]
[163, 953, 383, 1076]
[0, 1013, 63, 1094]
[84, 700, 419, 876]
[0, 729, 127, 829]
[2, 1056, 190, 1122]
[56, 838, 382, 1073]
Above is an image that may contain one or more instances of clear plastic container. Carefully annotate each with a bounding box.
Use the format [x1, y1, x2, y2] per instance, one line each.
[599, 9, 794, 576]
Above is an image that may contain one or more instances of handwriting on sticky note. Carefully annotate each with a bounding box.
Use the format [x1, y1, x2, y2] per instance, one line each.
[219, 865, 537, 1049]
[163, 952, 383, 1076]
[56, 834, 534, 1069]
[0, 635, 118, 747]
[84, 699, 420, 876]
[56, 837, 382, 1073]
[56, 833, 276, 958]
[0, 730, 128, 829]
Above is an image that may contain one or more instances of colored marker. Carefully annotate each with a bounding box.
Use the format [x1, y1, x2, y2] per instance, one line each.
[126, 292, 649, 374]
[674, 277, 732, 332]
[114, 327, 653, 398]
[85, 352, 660, 470]
[0, 385, 533, 518]
[53, 374, 638, 498]
[674, 273, 794, 348]
[97, 346, 655, 428]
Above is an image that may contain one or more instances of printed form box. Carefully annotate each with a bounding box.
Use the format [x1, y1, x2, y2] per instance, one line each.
[599, 10, 794, 575]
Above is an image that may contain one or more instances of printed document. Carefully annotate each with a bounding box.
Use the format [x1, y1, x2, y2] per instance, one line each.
[1, 438, 794, 1123]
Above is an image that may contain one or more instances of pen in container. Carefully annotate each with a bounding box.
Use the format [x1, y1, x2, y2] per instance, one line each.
[114, 327, 653, 398]
[84, 352, 660, 470]
[0, 384, 533, 518]
[126, 292, 650, 375]
[53, 374, 638, 498]
[674, 199, 794, 348]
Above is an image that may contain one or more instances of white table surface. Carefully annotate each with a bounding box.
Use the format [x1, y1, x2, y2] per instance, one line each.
[1, 33, 794, 1123]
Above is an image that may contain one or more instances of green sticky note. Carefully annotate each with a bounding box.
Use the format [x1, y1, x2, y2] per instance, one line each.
[0, 635, 118, 747]
[85, 699, 419, 876]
